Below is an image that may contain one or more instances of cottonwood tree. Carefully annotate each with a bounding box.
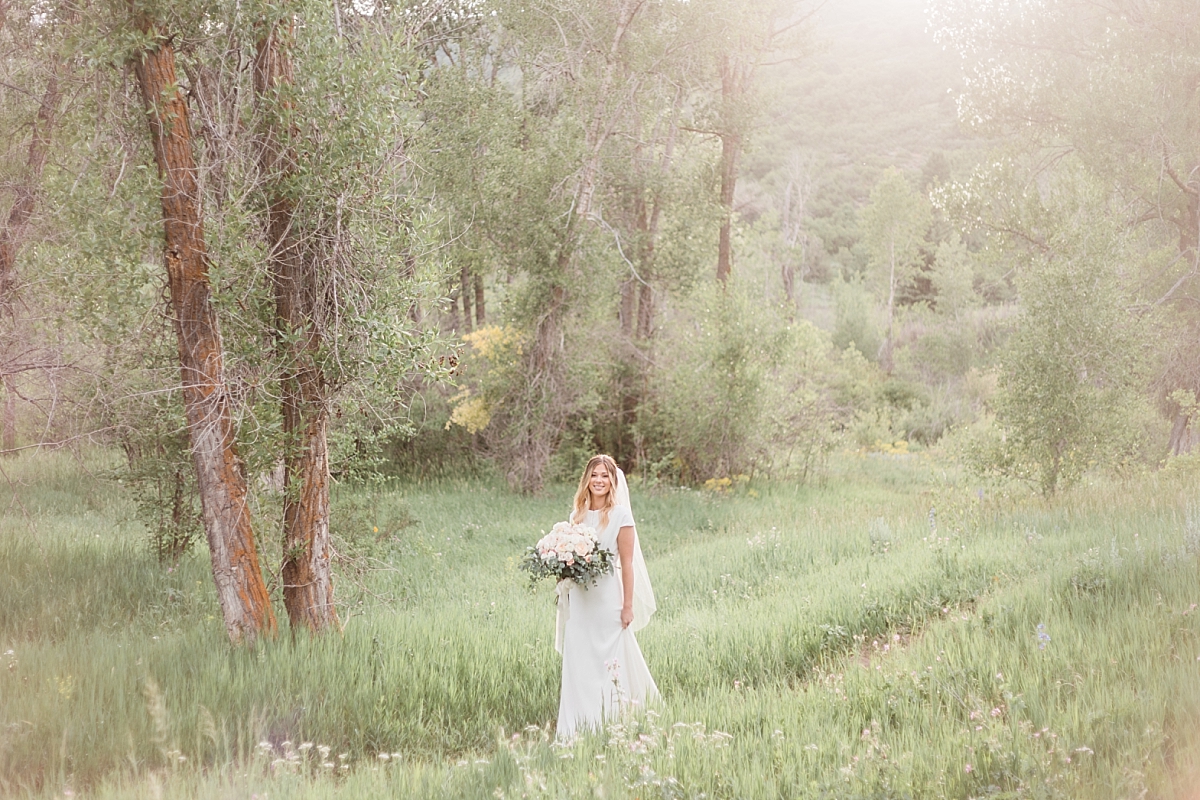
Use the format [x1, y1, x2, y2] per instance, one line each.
[251, 4, 345, 633]
[424, 0, 666, 491]
[239, 0, 454, 627]
[859, 167, 930, 374]
[584, 2, 720, 466]
[0, 1, 76, 451]
[991, 181, 1149, 494]
[126, 0, 276, 643]
[779, 152, 816, 310]
[931, 0, 1200, 451]
[689, 0, 815, 284]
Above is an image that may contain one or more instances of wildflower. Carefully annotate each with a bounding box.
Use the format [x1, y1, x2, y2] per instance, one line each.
[964, 763, 973, 773]
[990, 707, 1002, 717]
[1036, 623, 1051, 650]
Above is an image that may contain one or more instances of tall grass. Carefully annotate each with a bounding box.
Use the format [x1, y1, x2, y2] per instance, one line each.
[1, 450, 1199, 797]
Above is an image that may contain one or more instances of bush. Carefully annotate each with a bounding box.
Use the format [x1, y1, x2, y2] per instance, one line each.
[831, 275, 881, 360]
[646, 285, 776, 482]
[640, 284, 876, 483]
[990, 242, 1148, 494]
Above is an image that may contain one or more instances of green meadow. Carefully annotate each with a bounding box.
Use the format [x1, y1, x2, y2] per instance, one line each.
[3, 450, 1200, 798]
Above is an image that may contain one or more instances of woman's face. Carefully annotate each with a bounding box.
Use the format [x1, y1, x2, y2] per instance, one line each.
[589, 463, 612, 501]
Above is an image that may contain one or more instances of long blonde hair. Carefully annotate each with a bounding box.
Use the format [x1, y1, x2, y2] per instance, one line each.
[571, 454, 619, 529]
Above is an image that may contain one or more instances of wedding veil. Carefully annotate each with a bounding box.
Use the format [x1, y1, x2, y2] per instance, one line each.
[615, 467, 657, 632]
[554, 465, 657, 654]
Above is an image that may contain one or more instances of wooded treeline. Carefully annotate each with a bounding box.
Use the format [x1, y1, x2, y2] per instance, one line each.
[0, 0, 1197, 642]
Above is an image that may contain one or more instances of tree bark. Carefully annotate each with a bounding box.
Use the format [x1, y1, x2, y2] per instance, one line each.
[781, 166, 810, 310]
[0, 74, 59, 309]
[1169, 410, 1193, 455]
[575, 0, 642, 220]
[254, 16, 338, 633]
[1, 374, 14, 452]
[716, 129, 741, 284]
[880, 236, 896, 374]
[446, 280, 461, 331]
[619, 278, 636, 336]
[474, 271, 485, 326]
[460, 263, 473, 333]
[131, 12, 275, 644]
[0, 66, 63, 452]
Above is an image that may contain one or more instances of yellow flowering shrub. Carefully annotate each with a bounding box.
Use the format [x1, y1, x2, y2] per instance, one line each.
[447, 325, 524, 434]
[446, 391, 492, 434]
[462, 325, 522, 362]
[702, 474, 750, 494]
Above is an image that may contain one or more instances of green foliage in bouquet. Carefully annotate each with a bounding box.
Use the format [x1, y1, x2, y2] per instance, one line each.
[519, 523, 614, 588]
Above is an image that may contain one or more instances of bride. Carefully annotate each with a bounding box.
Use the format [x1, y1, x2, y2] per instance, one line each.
[555, 454, 658, 739]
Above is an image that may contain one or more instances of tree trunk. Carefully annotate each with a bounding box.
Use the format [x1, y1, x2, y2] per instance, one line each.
[880, 236, 896, 374]
[1, 374, 14, 452]
[254, 17, 338, 633]
[460, 264, 473, 333]
[781, 161, 811, 313]
[0, 74, 59, 309]
[1169, 410, 1193, 455]
[575, 0, 642, 221]
[447, 279, 461, 331]
[635, 279, 654, 340]
[0, 66, 63, 452]
[716, 130, 741, 284]
[619, 278, 636, 336]
[131, 12, 275, 644]
[474, 272, 485, 326]
[715, 48, 751, 286]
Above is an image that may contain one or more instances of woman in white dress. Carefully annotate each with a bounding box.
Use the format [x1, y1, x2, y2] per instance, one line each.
[555, 454, 658, 739]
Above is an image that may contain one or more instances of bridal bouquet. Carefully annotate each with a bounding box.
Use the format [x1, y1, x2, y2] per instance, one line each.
[520, 521, 613, 587]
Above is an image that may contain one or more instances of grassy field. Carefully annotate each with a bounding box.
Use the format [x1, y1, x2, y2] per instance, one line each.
[2, 450, 1200, 798]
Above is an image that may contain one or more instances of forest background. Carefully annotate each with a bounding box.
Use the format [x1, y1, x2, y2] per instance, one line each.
[2, 0, 1198, 641]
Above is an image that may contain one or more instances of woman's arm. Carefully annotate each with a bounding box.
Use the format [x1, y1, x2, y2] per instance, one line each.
[617, 525, 635, 628]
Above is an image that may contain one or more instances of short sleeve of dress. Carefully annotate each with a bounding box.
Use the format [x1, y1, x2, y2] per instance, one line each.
[610, 504, 634, 530]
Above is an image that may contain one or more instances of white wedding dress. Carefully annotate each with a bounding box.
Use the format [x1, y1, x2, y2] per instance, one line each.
[556, 504, 658, 739]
